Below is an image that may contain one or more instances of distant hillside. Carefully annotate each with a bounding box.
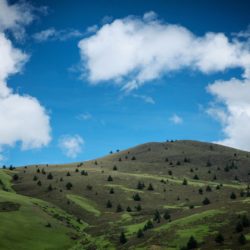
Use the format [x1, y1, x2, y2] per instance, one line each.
[0, 140, 250, 249]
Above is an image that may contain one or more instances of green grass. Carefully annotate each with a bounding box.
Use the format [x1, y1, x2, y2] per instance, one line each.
[155, 209, 225, 231]
[0, 170, 14, 192]
[105, 183, 144, 193]
[67, 194, 101, 216]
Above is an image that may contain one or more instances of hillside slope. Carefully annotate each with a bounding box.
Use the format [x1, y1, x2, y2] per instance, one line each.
[1, 140, 250, 249]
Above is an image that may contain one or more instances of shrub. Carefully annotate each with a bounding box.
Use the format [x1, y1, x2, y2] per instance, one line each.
[119, 232, 127, 244]
[137, 229, 144, 238]
[113, 165, 117, 171]
[110, 188, 114, 194]
[135, 204, 142, 211]
[153, 210, 161, 223]
[66, 182, 73, 190]
[47, 173, 53, 180]
[33, 175, 38, 181]
[12, 174, 19, 181]
[37, 180, 42, 186]
[47, 184, 53, 191]
[238, 234, 246, 245]
[182, 178, 188, 185]
[202, 197, 210, 205]
[137, 181, 145, 190]
[66, 172, 71, 176]
[131, 156, 136, 160]
[163, 211, 171, 220]
[133, 193, 141, 201]
[230, 192, 237, 199]
[116, 204, 123, 212]
[107, 175, 113, 182]
[215, 233, 224, 244]
[147, 183, 154, 191]
[143, 220, 154, 231]
[106, 200, 112, 208]
[126, 206, 132, 212]
[187, 236, 198, 249]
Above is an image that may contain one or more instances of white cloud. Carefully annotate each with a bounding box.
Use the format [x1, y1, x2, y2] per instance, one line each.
[207, 78, 250, 151]
[169, 114, 183, 124]
[132, 94, 155, 104]
[78, 12, 250, 91]
[0, 1, 51, 160]
[77, 112, 93, 121]
[33, 28, 83, 42]
[59, 135, 84, 158]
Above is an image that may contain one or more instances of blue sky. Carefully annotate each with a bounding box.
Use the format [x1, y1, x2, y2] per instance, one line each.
[1, 0, 250, 166]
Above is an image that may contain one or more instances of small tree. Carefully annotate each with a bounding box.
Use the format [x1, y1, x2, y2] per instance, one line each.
[47, 184, 53, 191]
[47, 173, 53, 180]
[215, 233, 224, 244]
[206, 186, 212, 192]
[37, 168, 40, 173]
[238, 234, 246, 245]
[133, 193, 141, 201]
[153, 210, 161, 223]
[116, 204, 123, 212]
[147, 183, 154, 191]
[135, 204, 142, 211]
[81, 170, 88, 176]
[137, 181, 145, 190]
[106, 200, 112, 208]
[12, 174, 19, 181]
[75, 168, 79, 172]
[131, 156, 136, 160]
[66, 172, 71, 176]
[202, 197, 210, 205]
[235, 222, 243, 233]
[163, 211, 171, 220]
[241, 214, 249, 227]
[37, 180, 42, 186]
[143, 220, 154, 231]
[230, 192, 237, 199]
[187, 236, 198, 249]
[137, 229, 144, 238]
[182, 178, 188, 185]
[126, 206, 132, 212]
[113, 165, 117, 171]
[110, 188, 114, 194]
[107, 175, 113, 182]
[198, 188, 203, 195]
[119, 232, 127, 244]
[168, 170, 172, 175]
[193, 175, 199, 180]
[66, 182, 73, 190]
[33, 175, 38, 181]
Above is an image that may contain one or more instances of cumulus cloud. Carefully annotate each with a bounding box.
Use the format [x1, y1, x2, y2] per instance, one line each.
[33, 28, 83, 42]
[59, 135, 84, 158]
[169, 114, 183, 125]
[207, 78, 250, 151]
[78, 12, 250, 91]
[0, 1, 51, 160]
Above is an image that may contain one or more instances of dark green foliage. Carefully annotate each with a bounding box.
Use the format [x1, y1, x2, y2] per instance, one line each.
[12, 174, 19, 181]
[86, 184, 92, 190]
[119, 232, 127, 244]
[47, 184, 53, 191]
[168, 170, 172, 175]
[215, 233, 224, 244]
[206, 186, 212, 192]
[60, 177, 63, 182]
[107, 175, 113, 181]
[198, 188, 203, 195]
[147, 183, 154, 191]
[238, 234, 246, 245]
[137, 181, 145, 190]
[116, 204, 123, 212]
[80, 170, 88, 176]
[153, 210, 161, 223]
[182, 178, 188, 185]
[131, 156, 136, 160]
[235, 222, 243, 233]
[143, 220, 154, 231]
[206, 160, 212, 167]
[193, 175, 199, 180]
[163, 210, 171, 220]
[106, 200, 112, 208]
[137, 229, 144, 238]
[241, 214, 249, 227]
[133, 193, 141, 201]
[113, 165, 117, 170]
[37, 180, 42, 186]
[126, 206, 132, 212]
[109, 188, 114, 194]
[184, 157, 190, 163]
[33, 175, 38, 181]
[75, 168, 79, 172]
[42, 168, 46, 175]
[135, 204, 142, 211]
[202, 197, 210, 205]
[66, 172, 71, 176]
[230, 192, 237, 199]
[47, 173, 53, 180]
[186, 236, 198, 249]
[66, 182, 73, 190]
[36, 168, 40, 173]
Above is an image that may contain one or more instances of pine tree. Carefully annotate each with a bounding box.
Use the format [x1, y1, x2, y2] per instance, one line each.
[66, 172, 71, 176]
[215, 233, 224, 244]
[126, 206, 132, 212]
[133, 193, 141, 201]
[147, 183, 154, 191]
[47, 173, 53, 180]
[187, 236, 198, 249]
[163, 211, 171, 220]
[106, 200, 112, 208]
[47, 184, 53, 191]
[66, 182, 73, 190]
[238, 234, 246, 245]
[119, 232, 127, 244]
[110, 188, 114, 194]
[202, 197, 210, 205]
[137, 229, 144, 238]
[230, 192, 237, 199]
[116, 204, 123, 212]
[143, 220, 154, 231]
[153, 210, 161, 223]
[107, 175, 113, 181]
[182, 178, 188, 185]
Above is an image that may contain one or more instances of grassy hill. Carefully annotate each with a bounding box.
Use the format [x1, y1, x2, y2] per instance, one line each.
[1, 140, 250, 249]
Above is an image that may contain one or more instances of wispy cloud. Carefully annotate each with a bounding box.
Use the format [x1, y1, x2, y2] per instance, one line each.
[132, 94, 155, 104]
[169, 114, 183, 124]
[33, 27, 83, 42]
[58, 134, 84, 158]
[76, 112, 93, 121]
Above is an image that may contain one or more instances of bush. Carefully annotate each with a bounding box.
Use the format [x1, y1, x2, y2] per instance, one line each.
[147, 183, 154, 191]
[47, 184, 53, 191]
[106, 200, 112, 208]
[37, 180, 42, 186]
[12, 174, 19, 181]
[47, 173, 53, 180]
[238, 234, 246, 245]
[215, 233, 224, 244]
[81, 170, 88, 176]
[202, 197, 210, 205]
[131, 156, 136, 160]
[163, 211, 171, 220]
[113, 165, 117, 171]
[66, 172, 71, 176]
[182, 179, 188, 185]
[66, 182, 73, 190]
[187, 236, 198, 249]
[230, 192, 237, 199]
[153, 210, 161, 223]
[137, 181, 145, 190]
[33, 175, 38, 181]
[126, 206, 132, 212]
[133, 193, 141, 201]
[119, 232, 127, 244]
[193, 175, 199, 180]
[137, 229, 144, 238]
[116, 204, 123, 212]
[143, 220, 153, 231]
[110, 188, 114, 194]
[135, 204, 142, 211]
[107, 175, 113, 182]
